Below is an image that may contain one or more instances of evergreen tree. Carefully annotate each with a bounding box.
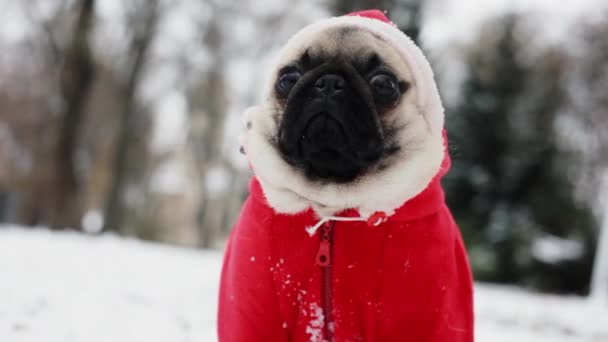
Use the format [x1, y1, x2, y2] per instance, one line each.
[444, 14, 597, 293]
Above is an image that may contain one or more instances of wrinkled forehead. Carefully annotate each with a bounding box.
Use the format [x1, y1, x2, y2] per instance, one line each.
[276, 26, 413, 79]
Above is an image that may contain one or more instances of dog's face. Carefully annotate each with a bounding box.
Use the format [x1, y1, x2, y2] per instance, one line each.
[269, 27, 422, 184]
[244, 20, 444, 215]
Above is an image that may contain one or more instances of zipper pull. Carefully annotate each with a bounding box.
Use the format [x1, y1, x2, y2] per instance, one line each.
[316, 223, 331, 267]
[316, 240, 330, 267]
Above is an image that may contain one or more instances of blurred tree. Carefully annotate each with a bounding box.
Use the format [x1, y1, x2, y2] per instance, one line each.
[567, 16, 608, 301]
[190, 14, 230, 248]
[187, 1, 320, 247]
[444, 14, 597, 293]
[333, 0, 422, 43]
[49, 0, 96, 229]
[103, 0, 159, 232]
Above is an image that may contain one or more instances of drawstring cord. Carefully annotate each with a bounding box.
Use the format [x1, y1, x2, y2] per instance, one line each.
[305, 211, 388, 236]
[306, 216, 365, 236]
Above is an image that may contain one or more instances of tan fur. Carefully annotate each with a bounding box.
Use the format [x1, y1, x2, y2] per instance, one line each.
[274, 28, 416, 99]
[241, 16, 445, 219]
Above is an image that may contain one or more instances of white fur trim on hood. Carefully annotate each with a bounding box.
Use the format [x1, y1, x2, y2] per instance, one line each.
[241, 14, 446, 219]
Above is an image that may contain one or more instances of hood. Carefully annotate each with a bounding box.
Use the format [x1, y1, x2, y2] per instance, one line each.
[242, 9, 449, 221]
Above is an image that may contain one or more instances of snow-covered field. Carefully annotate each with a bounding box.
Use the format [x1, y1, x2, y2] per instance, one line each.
[0, 226, 221, 342]
[1, 226, 606, 342]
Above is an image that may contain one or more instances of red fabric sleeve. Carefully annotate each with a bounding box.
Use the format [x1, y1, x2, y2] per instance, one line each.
[217, 196, 288, 342]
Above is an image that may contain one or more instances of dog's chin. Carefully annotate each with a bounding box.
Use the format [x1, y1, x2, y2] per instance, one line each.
[277, 114, 385, 184]
[242, 102, 443, 216]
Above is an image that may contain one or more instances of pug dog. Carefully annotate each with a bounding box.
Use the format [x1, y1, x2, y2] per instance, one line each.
[219, 10, 473, 342]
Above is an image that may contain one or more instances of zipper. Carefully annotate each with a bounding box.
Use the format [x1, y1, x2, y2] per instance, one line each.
[315, 221, 334, 341]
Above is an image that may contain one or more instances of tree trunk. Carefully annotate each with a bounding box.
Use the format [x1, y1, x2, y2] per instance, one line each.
[103, 1, 158, 232]
[195, 68, 228, 248]
[590, 209, 608, 304]
[189, 18, 229, 248]
[49, 0, 96, 229]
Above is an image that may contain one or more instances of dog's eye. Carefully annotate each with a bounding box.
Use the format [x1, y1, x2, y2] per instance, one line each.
[370, 74, 400, 103]
[276, 71, 301, 96]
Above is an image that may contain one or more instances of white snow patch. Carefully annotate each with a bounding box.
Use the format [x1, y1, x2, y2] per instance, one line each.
[0, 225, 221, 342]
[475, 283, 608, 341]
[0, 226, 606, 342]
[81, 209, 104, 234]
[305, 302, 325, 342]
[532, 234, 585, 264]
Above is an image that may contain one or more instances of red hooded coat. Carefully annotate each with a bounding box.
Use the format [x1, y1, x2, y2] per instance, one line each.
[218, 10, 474, 342]
[218, 155, 473, 341]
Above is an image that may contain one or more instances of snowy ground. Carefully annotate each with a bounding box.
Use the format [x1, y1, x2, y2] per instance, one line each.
[0, 226, 221, 342]
[475, 285, 607, 342]
[1, 226, 606, 342]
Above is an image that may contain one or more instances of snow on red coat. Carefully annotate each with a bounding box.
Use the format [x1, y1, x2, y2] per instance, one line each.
[218, 154, 473, 341]
[218, 10, 474, 342]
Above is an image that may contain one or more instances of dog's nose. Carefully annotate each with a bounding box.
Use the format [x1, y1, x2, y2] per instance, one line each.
[314, 74, 345, 96]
